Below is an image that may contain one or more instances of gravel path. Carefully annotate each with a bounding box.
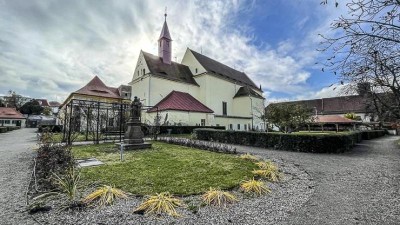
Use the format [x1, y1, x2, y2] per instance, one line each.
[0, 128, 37, 225]
[24, 134, 400, 224]
[236, 135, 400, 225]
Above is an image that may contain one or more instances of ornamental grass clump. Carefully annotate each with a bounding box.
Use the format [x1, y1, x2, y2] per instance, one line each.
[240, 178, 271, 195]
[134, 192, 182, 217]
[83, 185, 127, 207]
[252, 161, 283, 182]
[201, 188, 237, 207]
[53, 168, 80, 201]
[238, 153, 258, 162]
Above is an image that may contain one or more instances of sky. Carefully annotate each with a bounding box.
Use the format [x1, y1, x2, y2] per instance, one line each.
[0, 0, 350, 103]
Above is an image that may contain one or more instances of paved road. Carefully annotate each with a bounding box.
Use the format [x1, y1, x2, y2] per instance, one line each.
[0, 128, 37, 225]
[236, 135, 400, 225]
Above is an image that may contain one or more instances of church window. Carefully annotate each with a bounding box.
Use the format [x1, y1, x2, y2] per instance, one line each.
[201, 119, 205, 126]
[229, 124, 233, 130]
[143, 69, 145, 75]
[137, 71, 139, 76]
[195, 68, 198, 73]
[222, 102, 227, 116]
[237, 124, 240, 130]
[244, 124, 247, 130]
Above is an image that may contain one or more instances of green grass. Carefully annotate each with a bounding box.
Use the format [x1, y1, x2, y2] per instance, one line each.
[72, 142, 257, 195]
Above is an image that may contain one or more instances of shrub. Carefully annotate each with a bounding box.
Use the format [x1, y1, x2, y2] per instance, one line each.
[240, 178, 271, 195]
[83, 185, 127, 207]
[194, 129, 386, 153]
[35, 143, 74, 189]
[201, 188, 237, 207]
[134, 192, 182, 217]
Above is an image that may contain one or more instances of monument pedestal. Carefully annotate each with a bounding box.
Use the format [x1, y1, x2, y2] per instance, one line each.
[115, 100, 152, 150]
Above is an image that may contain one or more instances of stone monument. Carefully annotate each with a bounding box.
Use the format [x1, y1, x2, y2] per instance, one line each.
[116, 96, 151, 150]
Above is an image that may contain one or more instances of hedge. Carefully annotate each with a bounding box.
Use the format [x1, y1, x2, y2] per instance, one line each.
[38, 125, 63, 133]
[360, 130, 387, 140]
[193, 129, 386, 153]
[142, 125, 226, 135]
[0, 126, 20, 133]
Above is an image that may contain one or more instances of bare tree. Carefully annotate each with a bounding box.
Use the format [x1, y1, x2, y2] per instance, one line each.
[320, 0, 400, 121]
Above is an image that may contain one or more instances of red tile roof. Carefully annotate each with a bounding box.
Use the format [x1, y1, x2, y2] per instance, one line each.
[0, 107, 25, 119]
[48, 101, 61, 107]
[148, 91, 213, 113]
[73, 76, 122, 99]
[313, 115, 360, 124]
[35, 99, 50, 107]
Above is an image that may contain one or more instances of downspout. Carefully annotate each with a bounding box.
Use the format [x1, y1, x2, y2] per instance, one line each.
[148, 74, 151, 107]
[249, 94, 253, 130]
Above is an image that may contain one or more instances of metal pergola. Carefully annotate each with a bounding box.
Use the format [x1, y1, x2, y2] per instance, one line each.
[61, 99, 160, 145]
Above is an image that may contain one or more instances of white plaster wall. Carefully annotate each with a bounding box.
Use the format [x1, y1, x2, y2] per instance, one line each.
[214, 117, 252, 131]
[181, 49, 207, 75]
[0, 119, 25, 127]
[131, 51, 150, 83]
[146, 110, 214, 126]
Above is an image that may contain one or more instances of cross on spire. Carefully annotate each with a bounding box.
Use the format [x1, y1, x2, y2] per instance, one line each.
[164, 7, 167, 21]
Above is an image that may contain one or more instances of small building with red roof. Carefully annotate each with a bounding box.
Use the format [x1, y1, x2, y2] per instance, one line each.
[147, 91, 214, 126]
[0, 107, 26, 127]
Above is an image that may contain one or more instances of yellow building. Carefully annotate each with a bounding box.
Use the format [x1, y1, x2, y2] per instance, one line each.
[60, 76, 131, 132]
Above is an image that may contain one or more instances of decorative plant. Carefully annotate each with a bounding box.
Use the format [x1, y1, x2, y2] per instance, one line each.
[240, 178, 271, 195]
[201, 188, 237, 207]
[134, 192, 182, 217]
[238, 153, 258, 161]
[253, 160, 283, 182]
[53, 167, 80, 201]
[83, 185, 127, 207]
[255, 160, 278, 171]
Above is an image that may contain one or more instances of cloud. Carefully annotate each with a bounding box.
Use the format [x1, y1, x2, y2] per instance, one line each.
[0, 0, 350, 103]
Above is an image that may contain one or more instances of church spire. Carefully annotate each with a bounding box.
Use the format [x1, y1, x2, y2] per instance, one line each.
[158, 9, 172, 64]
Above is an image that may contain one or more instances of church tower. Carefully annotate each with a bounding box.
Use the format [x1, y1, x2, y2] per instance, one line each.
[158, 13, 172, 64]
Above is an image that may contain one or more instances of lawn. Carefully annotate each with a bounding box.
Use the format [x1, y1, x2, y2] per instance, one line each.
[72, 142, 257, 195]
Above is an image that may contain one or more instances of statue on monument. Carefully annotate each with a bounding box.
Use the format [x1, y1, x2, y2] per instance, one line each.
[131, 96, 142, 120]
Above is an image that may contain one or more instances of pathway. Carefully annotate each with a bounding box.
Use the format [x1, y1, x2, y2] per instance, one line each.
[0, 128, 37, 225]
[236, 135, 400, 224]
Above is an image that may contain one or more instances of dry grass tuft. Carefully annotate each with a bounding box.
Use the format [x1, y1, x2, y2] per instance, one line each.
[238, 153, 259, 161]
[134, 192, 182, 217]
[240, 178, 271, 195]
[252, 160, 283, 182]
[83, 185, 127, 207]
[201, 188, 237, 207]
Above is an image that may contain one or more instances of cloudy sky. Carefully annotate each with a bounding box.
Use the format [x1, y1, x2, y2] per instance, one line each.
[0, 0, 348, 103]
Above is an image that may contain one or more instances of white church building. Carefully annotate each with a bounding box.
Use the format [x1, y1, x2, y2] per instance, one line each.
[130, 16, 265, 131]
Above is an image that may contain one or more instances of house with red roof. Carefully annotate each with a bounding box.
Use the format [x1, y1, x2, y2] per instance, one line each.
[59, 76, 132, 131]
[130, 15, 265, 130]
[0, 107, 26, 127]
[60, 76, 131, 108]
